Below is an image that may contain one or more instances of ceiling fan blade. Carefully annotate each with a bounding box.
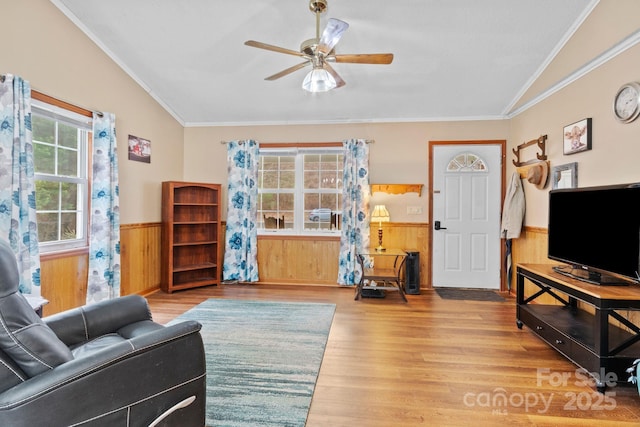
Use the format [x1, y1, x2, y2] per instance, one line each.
[323, 62, 345, 89]
[317, 18, 349, 55]
[245, 40, 307, 58]
[265, 61, 310, 81]
[333, 53, 394, 64]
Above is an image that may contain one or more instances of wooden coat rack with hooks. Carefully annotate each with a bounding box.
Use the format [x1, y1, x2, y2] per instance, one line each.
[512, 135, 547, 167]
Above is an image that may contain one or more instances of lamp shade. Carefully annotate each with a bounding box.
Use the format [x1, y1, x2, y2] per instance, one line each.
[302, 67, 337, 92]
[371, 205, 390, 223]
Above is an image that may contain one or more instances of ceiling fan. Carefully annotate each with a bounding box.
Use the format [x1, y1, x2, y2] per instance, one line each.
[244, 0, 394, 92]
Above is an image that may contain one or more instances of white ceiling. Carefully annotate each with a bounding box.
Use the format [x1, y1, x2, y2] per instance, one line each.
[52, 0, 595, 126]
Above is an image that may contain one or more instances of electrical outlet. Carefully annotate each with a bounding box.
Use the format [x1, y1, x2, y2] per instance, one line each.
[407, 206, 423, 215]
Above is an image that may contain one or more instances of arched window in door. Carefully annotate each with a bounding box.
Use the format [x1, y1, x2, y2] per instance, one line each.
[446, 152, 488, 172]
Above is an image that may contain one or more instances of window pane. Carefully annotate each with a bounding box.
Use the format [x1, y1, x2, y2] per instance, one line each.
[37, 212, 59, 242]
[60, 213, 78, 240]
[259, 192, 277, 210]
[304, 170, 319, 189]
[304, 155, 318, 189]
[304, 193, 338, 210]
[259, 193, 294, 213]
[304, 154, 319, 167]
[279, 156, 295, 170]
[32, 116, 55, 144]
[279, 193, 294, 211]
[447, 152, 488, 172]
[35, 181, 60, 210]
[320, 171, 340, 189]
[58, 147, 78, 177]
[260, 171, 279, 189]
[303, 153, 343, 190]
[34, 143, 55, 174]
[58, 123, 78, 148]
[305, 207, 334, 230]
[304, 193, 319, 210]
[261, 156, 279, 171]
[61, 182, 78, 210]
[320, 193, 338, 208]
[280, 170, 295, 189]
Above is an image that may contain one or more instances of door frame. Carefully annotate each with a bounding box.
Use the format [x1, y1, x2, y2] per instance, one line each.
[428, 140, 507, 291]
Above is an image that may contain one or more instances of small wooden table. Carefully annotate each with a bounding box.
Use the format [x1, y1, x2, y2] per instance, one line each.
[355, 248, 407, 302]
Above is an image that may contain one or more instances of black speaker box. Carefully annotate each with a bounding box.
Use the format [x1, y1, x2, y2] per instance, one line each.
[405, 251, 420, 295]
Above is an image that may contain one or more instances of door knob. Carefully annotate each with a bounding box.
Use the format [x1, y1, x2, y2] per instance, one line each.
[434, 220, 447, 230]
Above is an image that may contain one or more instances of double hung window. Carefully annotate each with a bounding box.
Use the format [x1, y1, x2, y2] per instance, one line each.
[258, 146, 343, 235]
[31, 99, 91, 252]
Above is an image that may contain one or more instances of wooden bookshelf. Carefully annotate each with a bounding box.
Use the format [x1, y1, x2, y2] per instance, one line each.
[161, 181, 222, 293]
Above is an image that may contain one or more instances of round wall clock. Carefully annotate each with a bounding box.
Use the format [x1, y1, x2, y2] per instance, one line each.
[613, 82, 640, 123]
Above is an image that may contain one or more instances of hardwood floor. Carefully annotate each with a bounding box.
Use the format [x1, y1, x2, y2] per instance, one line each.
[145, 285, 640, 426]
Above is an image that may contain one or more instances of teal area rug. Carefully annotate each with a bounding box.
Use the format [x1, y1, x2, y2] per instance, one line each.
[169, 299, 336, 427]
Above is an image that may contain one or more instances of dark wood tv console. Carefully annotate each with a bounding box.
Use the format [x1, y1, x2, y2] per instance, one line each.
[516, 263, 640, 392]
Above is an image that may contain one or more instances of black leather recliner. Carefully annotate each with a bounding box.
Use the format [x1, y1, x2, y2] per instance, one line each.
[0, 239, 206, 426]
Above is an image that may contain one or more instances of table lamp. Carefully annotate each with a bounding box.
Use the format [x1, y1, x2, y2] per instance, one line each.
[371, 205, 390, 252]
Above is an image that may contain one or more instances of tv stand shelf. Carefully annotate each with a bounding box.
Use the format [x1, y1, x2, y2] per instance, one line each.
[516, 264, 640, 392]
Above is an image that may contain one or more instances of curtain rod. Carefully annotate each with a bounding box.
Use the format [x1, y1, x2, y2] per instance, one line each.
[0, 76, 103, 117]
[219, 139, 374, 144]
[32, 89, 103, 118]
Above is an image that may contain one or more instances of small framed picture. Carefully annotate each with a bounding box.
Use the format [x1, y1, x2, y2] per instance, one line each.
[563, 118, 591, 155]
[551, 162, 578, 189]
[128, 134, 151, 163]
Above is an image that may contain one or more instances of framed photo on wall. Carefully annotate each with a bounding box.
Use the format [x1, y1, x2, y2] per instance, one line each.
[551, 162, 578, 189]
[563, 118, 591, 155]
[128, 134, 151, 163]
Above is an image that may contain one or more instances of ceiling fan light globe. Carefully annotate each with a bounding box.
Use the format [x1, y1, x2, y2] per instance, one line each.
[318, 18, 349, 55]
[302, 68, 337, 92]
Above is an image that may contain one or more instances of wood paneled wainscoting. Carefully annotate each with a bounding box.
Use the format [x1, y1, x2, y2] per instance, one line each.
[257, 235, 340, 285]
[257, 222, 430, 287]
[372, 222, 430, 288]
[40, 222, 163, 316]
[40, 221, 430, 315]
[512, 226, 552, 270]
[120, 222, 162, 296]
[40, 250, 88, 317]
[511, 226, 554, 304]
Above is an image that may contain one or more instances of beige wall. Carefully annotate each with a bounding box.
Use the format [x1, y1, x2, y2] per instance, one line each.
[509, 2, 640, 228]
[183, 120, 509, 221]
[3, 0, 639, 229]
[513, 0, 640, 111]
[2, 0, 639, 303]
[2, 1, 184, 224]
[184, 0, 640, 228]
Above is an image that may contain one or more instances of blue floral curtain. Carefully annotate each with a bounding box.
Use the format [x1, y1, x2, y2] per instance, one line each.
[223, 140, 259, 282]
[0, 74, 41, 295]
[337, 139, 370, 285]
[87, 112, 120, 303]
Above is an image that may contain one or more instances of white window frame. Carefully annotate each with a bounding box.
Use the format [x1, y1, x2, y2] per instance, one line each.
[258, 146, 343, 236]
[31, 99, 91, 253]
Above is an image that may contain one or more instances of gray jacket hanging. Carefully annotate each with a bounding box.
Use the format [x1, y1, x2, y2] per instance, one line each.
[501, 172, 525, 239]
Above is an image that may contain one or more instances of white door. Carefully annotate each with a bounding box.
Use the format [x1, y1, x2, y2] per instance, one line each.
[431, 144, 502, 289]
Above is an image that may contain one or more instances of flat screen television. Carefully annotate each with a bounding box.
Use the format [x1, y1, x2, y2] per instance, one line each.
[548, 183, 640, 285]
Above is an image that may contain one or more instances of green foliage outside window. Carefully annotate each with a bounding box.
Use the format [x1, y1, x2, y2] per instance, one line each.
[31, 111, 88, 247]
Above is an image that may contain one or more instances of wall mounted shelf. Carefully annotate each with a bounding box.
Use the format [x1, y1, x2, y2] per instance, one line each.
[512, 135, 547, 167]
[371, 184, 423, 196]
